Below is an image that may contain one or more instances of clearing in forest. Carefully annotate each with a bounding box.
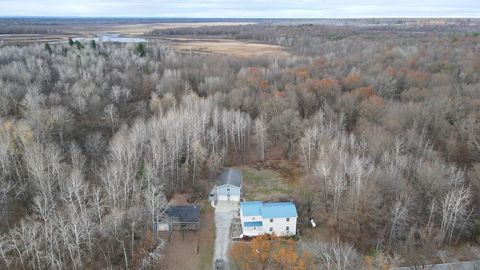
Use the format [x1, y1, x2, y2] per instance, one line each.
[238, 161, 301, 201]
[167, 38, 291, 58]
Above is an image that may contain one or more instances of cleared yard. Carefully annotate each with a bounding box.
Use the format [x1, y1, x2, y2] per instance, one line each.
[239, 160, 301, 201]
[237, 161, 333, 242]
[160, 195, 215, 270]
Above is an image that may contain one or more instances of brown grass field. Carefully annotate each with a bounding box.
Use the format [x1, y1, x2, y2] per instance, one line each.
[87, 22, 256, 35]
[0, 21, 291, 58]
[166, 38, 290, 58]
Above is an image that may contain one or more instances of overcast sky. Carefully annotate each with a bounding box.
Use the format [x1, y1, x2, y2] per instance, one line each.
[1, 0, 479, 18]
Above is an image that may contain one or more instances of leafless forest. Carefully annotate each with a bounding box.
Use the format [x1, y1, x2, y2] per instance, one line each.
[0, 19, 480, 269]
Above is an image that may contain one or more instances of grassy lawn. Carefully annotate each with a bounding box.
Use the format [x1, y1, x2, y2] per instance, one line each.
[299, 223, 332, 243]
[238, 160, 302, 201]
[198, 205, 215, 270]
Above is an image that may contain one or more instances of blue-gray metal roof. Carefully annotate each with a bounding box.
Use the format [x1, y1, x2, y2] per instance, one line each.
[244, 221, 263, 228]
[241, 201, 298, 218]
[241, 201, 263, 216]
[261, 202, 298, 218]
[217, 168, 243, 187]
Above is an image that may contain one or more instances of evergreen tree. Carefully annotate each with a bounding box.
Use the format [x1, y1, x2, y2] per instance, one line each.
[136, 43, 146, 57]
[44, 43, 52, 54]
[74, 40, 84, 50]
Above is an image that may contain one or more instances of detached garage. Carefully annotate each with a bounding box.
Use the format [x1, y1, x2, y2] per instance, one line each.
[210, 169, 243, 202]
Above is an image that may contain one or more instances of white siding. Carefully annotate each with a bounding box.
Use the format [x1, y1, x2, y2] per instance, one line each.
[240, 213, 297, 236]
[217, 195, 240, 201]
[216, 184, 241, 201]
[240, 217, 297, 237]
[242, 226, 264, 236]
[154, 223, 170, 231]
[261, 217, 297, 236]
[240, 210, 264, 236]
[240, 214, 262, 222]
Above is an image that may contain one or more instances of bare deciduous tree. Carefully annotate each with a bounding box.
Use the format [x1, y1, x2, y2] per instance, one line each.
[304, 239, 360, 270]
[438, 185, 473, 245]
[254, 116, 267, 161]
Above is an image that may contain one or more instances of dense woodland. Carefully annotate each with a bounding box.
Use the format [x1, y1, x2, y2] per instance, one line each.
[0, 21, 480, 269]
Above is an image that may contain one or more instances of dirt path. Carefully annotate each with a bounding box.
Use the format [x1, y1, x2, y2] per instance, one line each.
[213, 201, 239, 269]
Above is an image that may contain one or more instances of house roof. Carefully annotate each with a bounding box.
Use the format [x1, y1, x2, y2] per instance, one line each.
[261, 202, 298, 218]
[217, 168, 243, 187]
[241, 201, 263, 216]
[244, 221, 263, 228]
[166, 205, 201, 223]
[241, 201, 298, 218]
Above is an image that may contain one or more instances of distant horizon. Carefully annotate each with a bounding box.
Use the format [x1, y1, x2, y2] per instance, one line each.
[2, 0, 479, 18]
[0, 16, 479, 19]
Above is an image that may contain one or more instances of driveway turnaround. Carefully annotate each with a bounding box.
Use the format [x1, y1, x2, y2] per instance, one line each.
[213, 201, 239, 269]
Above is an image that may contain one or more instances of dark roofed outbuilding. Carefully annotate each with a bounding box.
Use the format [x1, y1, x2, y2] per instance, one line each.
[155, 205, 201, 233]
[167, 205, 201, 224]
[217, 168, 243, 188]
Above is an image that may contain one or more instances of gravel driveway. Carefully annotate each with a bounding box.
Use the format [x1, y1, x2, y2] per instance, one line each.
[213, 201, 239, 269]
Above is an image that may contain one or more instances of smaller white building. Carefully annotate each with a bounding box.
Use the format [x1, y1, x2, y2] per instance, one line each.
[240, 201, 297, 237]
[210, 169, 243, 202]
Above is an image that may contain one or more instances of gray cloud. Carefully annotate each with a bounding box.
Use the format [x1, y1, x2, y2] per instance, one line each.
[1, 0, 479, 17]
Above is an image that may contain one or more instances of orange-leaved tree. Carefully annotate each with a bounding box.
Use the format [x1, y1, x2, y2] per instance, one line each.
[342, 74, 363, 91]
[230, 234, 311, 270]
[230, 234, 275, 270]
[272, 239, 311, 270]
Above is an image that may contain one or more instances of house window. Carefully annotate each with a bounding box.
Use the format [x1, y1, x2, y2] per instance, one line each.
[269, 227, 273, 232]
[286, 218, 290, 222]
[270, 218, 273, 222]
[286, 226, 290, 231]
[227, 188, 230, 191]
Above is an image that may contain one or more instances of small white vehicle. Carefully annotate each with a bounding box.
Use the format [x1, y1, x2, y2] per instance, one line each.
[310, 218, 317, 228]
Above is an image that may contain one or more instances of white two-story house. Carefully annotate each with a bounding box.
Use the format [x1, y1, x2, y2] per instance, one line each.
[240, 201, 297, 237]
